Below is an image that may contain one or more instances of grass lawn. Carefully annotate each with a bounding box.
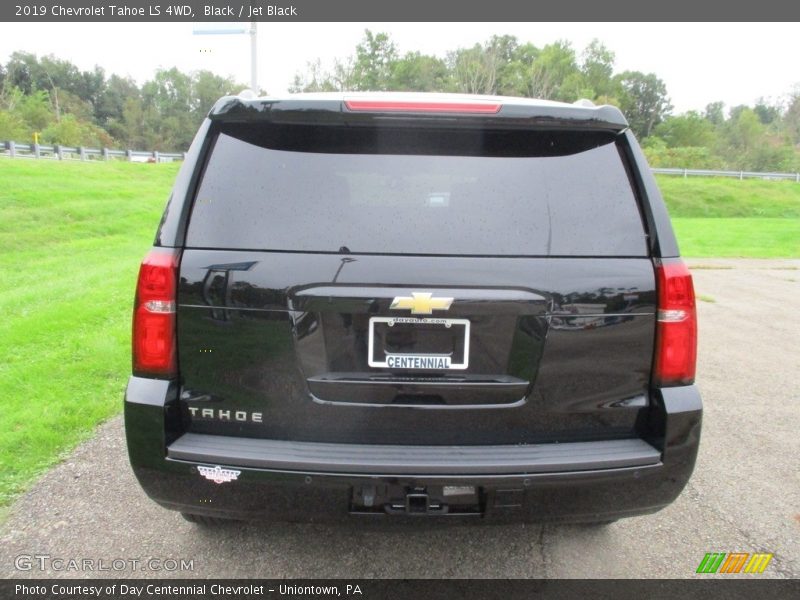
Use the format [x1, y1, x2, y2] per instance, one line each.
[0, 158, 179, 508]
[0, 160, 797, 512]
[654, 175, 800, 257]
[655, 175, 800, 219]
[671, 218, 800, 257]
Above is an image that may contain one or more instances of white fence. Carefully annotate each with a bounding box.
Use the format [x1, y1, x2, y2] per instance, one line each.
[0, 141, 185, 163]
[652, 167, 799, 182]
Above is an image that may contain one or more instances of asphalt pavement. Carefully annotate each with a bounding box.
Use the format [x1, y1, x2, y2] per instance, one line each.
[2, 258, 798, 579]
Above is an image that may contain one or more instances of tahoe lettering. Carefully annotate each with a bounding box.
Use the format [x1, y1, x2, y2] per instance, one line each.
[188, 407, 263, 423]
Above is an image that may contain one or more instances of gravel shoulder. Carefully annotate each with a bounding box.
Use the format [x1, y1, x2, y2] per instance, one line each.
[2, 258, 798, 579]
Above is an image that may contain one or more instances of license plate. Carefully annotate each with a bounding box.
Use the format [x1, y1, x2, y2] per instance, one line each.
[367, 316, 470, 370]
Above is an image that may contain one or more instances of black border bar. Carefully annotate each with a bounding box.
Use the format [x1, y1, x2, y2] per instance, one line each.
[3, 579, 800, 600]
[3, 1, 800, 22]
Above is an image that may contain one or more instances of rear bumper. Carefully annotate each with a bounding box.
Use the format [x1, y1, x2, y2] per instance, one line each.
[124, 377, 702, 523]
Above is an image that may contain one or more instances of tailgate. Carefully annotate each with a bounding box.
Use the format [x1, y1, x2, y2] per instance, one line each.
[176, 251, 656, 445]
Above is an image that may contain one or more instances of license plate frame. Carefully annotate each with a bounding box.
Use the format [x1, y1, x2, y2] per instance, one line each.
[367, 316, 470, 370]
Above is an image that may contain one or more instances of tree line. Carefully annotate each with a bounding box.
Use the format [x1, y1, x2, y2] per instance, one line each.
[1, 31, 799, 171]
[292, 31, 800, 172]
[0, 52, 245, 152]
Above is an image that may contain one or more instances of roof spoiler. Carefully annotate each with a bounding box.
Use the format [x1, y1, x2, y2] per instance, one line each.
[208, 95, 628, 131]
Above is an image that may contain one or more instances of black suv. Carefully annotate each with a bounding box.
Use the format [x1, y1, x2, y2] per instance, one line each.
[125, 93, 701, 524]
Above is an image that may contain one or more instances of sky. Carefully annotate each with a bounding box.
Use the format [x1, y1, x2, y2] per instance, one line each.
[0, 22, 798, 114]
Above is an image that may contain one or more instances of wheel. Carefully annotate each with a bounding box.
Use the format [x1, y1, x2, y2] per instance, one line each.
[181, 512, 233, 526]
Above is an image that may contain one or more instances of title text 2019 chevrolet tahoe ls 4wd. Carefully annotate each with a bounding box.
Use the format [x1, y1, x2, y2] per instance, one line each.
[125, 93, 701, 525]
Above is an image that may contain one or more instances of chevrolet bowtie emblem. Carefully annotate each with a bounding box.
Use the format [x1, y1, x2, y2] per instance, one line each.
[390, 292, 454, 315]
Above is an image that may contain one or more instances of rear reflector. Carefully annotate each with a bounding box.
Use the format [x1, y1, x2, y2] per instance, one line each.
[133, 248, 180, 378]
[344, 99, 502, 114]
[653, 258, 697, 387]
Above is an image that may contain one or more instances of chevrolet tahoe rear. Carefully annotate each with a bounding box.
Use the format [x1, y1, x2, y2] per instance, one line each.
[124, 93, 701, 524]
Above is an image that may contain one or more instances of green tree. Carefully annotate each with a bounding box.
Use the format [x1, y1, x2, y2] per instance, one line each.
[485, 35, 526, 96]
[4, 52, 38, 94]
[783, 89, 800, 145]
[4, 53, 105, 120]
[449, 43, 500, 95]
[391, 52, 451, 92]
[16, 89, 54, 131]
[289, 59, 340, 93]
[728, 104, 748, 122]
[191, 70, 242, 119]
[580, 39, 615, 99]
[497, 42, 538, 97]
[723, 108, 763, 152]
[0, 86, 53, 137]
[140, 67, 195, 150]
[615, 71, 672, 138]
[643, 140, 725, 169]
[718, 108, 766, 169]
[0, 110, 27, 140]
[652, 112, 717, 148]
[330, 58, 357, 91]
[56, 89, 96, 123]
[527, 41, 580, 100]
[352, 30, 398, 91]
[753, 98, 781, 125]
[40, 113, 113, 147]
[704, 101, 725, 126]
[96, 74, 139, 128]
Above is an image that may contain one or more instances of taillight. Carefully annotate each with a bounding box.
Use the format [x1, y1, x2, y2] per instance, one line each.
[133, 248, 180, 378]
[653, 258, 697, 387]
[344, 99, 502, 114]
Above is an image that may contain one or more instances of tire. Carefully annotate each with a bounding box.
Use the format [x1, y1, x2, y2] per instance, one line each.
[181, 512, 233, 526]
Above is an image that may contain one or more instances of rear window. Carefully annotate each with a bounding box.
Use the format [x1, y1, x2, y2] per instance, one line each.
[185, 124, 647, 256]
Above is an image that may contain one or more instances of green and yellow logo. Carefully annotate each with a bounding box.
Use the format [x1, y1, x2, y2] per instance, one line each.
[696, 552, 773, 574]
